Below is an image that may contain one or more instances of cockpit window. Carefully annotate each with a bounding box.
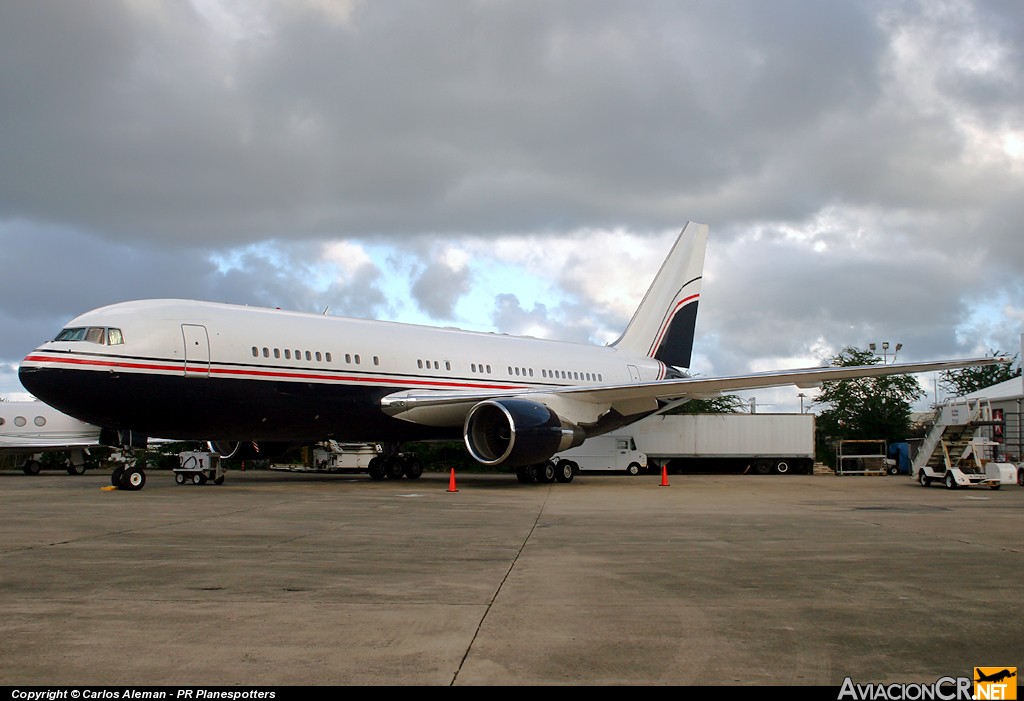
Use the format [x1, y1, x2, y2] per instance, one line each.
[54, 326, 124, 345]
[55, 327, 87, 342]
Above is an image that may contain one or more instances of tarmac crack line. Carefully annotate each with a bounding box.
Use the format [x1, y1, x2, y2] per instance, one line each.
[448, 484, 553, 686]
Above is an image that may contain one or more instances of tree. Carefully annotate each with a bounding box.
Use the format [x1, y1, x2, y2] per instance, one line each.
[813, 346, 924, 447]
[662, 394, 745, 414]
[939, 349, 1020, 397]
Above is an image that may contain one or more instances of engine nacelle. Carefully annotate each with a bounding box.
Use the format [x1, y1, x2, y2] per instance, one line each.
[464, 399, 585, 467]
[207, 440, 290, 461]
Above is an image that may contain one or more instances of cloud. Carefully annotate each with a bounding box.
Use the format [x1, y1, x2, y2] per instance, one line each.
[2, 0, 1023, 414]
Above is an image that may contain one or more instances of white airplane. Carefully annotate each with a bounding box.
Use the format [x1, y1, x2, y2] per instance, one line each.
[18, 222, 1007, 490]
[0, 400, 102, 475]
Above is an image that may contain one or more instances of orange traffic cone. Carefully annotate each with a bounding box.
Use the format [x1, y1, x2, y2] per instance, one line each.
[660, 464, 670, 487]
[447, 468, 459, 493]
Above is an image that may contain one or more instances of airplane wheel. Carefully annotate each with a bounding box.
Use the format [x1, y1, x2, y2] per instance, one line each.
[384, 456, 404, 479]
[175, 473, 187, 485]
[367, 457, 386, 481]
[537, 461, 556, 483]
[22, 460, 41, 476]
[121, 467, 146, 491]
[555, 460, 576, 483]
[945, 472, 957, 490]
[67, 463, 87, 475]
[111, 466, 125, 487]
[515, 465, 535, 483]
[403, 456, 423, 479]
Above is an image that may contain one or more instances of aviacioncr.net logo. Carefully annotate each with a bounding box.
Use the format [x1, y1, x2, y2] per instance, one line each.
[974, 667, 1017, 700]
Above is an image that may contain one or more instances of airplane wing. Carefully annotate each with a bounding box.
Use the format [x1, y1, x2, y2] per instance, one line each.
[381, 355, 1010, 429]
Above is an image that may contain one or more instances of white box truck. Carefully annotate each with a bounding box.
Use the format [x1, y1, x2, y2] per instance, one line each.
[554, 413, 815, 476]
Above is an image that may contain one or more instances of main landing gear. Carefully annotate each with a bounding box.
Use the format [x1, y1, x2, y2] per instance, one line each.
[366, 453, 424, 481]
[515, 459, 576, 484]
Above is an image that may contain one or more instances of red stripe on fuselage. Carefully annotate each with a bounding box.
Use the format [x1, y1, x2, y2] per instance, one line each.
[22, 353, 529, 392]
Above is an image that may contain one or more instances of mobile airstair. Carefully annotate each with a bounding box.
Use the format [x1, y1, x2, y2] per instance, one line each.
[912, 398, 1015, 489]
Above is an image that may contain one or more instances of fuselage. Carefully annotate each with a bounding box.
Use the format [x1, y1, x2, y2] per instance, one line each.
[19, 299, 674, 444]
[0, 400, 101, 453]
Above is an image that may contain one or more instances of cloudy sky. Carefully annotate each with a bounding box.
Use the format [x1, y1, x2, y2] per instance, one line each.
[2, 0, 1022, 414]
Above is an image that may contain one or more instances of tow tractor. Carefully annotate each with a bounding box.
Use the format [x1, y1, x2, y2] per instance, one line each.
[917, 437, 1016, 490]
[174, 450, 225, 485]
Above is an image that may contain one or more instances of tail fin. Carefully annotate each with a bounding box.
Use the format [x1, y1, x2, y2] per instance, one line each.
[611, 222, 708, 368]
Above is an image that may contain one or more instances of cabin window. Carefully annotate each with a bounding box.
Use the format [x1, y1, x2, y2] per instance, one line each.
[373, 356, 379, 365]
[108, 328, 123, 345]
[294, 349, 301, 359]
[325, 352, 332, 362]
[34, 416, 46, 427]
[85, 327, 105, 344]
[251, 347, 258, 357]
[0, 418, 5, 426]
[262, 347, 269, 358]
[445, 361, 451, 371]
[315, 351, 322, 362]
[14, 416, 26, 427]
[417, 360, 423, 369]
[355, 355, 361, 364]
[284, 349, 291, 359]
[305, 351, 311, 361]
[274, 349, 281, 359]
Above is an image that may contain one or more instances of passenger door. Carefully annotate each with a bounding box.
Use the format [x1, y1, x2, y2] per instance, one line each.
[182, 324, 211, 377]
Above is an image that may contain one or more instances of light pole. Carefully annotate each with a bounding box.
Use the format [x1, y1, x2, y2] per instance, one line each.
[798, 392, 806, 413]
[869, 341, 902, 364]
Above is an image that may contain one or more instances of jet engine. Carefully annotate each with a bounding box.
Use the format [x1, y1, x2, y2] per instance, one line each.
[207, 440, 290, 461]
[463, 398, 585, 467]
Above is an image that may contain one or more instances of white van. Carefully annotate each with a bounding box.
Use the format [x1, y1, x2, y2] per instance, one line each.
[552, 434, 648, 475]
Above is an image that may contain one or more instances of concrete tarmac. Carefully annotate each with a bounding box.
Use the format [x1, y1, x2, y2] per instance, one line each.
[0, 467, 1021, 687]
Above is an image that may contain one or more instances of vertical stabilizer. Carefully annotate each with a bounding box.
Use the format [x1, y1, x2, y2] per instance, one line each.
[611, 222, 708, 368]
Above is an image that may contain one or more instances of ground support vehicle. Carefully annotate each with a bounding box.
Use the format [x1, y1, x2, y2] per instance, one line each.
[174, 450, 225, 485]
[912, 398, 1016, 490]
[917, 438, 1015, 490]
[550, 435, 647, 475]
